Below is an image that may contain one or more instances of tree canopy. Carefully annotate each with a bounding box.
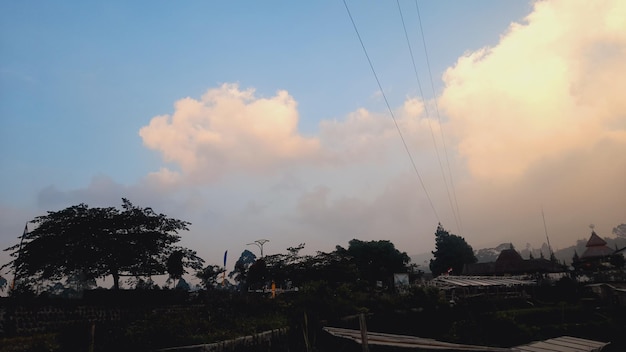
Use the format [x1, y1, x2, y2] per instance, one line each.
[337, 239, 410, 285]
[429, 224, 476, 276]
[2, 199, 204, 290]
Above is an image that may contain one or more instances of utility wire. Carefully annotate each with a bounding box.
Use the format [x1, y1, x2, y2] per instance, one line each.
[396, 0, 461, 234]
[414, 0, 463, 233]
[343, 0, 440, 223]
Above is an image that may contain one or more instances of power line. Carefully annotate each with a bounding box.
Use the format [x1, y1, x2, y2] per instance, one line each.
[396, 0, 461, 234]
[343, 0, 440, 223]
[413, 0, 464, 234]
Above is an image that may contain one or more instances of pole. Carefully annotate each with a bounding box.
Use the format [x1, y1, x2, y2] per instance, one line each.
[359, 313, 369, 352]
[541, 207, 553, 259]
[88, 322, 96, 352]
[247, 239, 269, 258]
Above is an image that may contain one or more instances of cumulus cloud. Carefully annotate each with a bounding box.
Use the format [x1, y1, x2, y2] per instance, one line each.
[140, 83, 439, 186]
[440, 0, 626, 181]
[427, 0, 626, 248]
[139, 84, 324, 183]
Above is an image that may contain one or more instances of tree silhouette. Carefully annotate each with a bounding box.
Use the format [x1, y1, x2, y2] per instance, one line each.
[196, 264, 225, 289]
[229, 249, 256, 290]
[338, 239, 410, 285]
[2, 199, 203, 290]
[429, 223, 476, 276]
[167, 250, 184, 287]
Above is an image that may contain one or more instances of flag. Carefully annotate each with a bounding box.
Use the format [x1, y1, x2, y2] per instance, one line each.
[222, 250, 228, 286]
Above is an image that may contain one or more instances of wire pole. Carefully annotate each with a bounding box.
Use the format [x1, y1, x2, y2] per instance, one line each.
[247, 239, 269, 258]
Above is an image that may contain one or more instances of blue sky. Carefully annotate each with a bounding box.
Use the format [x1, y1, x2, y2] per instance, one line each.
[1, 0, 625, 278]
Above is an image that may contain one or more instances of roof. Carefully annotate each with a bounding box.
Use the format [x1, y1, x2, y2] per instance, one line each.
[496, 248, 524, 265]
[323, 328, 610, 352]
[580, 231, 613, 258]
[581, 246, 614, 258]
[512, 336, 609, 352]
[586, 231, 607, 247]
[463, 257, 565, 275]
[431, 275, 536, 289]
[323, 327, 509, 351]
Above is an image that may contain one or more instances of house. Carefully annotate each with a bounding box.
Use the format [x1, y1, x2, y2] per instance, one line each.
[573, 230, 624, 271]
[463, 244, 564, 276]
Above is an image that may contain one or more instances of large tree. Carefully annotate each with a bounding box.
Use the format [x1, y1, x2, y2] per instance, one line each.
[228, 249, 256, 290]
[429, 223, 476, 276]
[337, 239, 411, 285]
[2, 199, 204, 290]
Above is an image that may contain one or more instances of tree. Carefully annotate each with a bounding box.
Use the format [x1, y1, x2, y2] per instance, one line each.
[429, 223, 476, 276]
[247, 258, 267, 290]
[166, 250, 184, 287]
[196, 265, 225, 289]
[2, 199, 204, 290]
[613, 224, 626, 238]
[338, 239, 411, 285]
[229, 249, 256, 290]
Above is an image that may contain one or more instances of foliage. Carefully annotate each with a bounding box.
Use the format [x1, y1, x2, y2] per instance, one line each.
[2, 199, 204, 291]
[166, 250, 185, 285]
[338, 239, 410, 285]
[0, 334, 60, 352]
[430, 223, 477, 276]
[613, 223, 626, 238]
[259, 240, 410, 291]
[196, 264, 225, 289]
[247, 259, 268, 290]
[229, 249, 257, 289]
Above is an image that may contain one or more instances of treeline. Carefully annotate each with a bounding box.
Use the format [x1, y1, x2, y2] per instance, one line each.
[2, 199, 475, 296]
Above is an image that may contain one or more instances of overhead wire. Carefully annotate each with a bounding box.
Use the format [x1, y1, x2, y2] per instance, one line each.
[413, 0, 464, 234]
[342, 0, 440, 223]
[396, 0, 461, 234]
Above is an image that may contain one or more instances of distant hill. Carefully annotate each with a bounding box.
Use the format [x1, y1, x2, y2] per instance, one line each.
[475, 243, 513, 263]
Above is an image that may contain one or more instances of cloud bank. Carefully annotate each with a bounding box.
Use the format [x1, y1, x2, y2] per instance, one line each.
[134, 0, 625, 257]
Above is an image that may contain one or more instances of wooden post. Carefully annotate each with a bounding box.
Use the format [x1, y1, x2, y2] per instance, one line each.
[359, 313, 369, 352]
[88, 322, 96, 352]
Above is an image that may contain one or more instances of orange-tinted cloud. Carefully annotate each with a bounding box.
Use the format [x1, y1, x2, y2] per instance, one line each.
[139, 83, 323, 182]
[440, 0, 626, 181]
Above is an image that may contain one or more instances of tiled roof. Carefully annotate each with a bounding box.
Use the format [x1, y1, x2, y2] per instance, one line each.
[586, 231, 607, 247]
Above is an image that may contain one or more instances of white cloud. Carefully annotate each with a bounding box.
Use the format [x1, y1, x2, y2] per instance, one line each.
[439, 0, 626, 181]
[140, 83, 440, 186]
[139, 83, 324, 183]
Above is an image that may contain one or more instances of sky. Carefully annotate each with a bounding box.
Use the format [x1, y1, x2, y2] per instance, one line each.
[1, 0, 625, 275]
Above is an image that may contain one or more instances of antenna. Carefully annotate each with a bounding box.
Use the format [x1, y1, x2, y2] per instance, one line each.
[541, 207, 554, 258]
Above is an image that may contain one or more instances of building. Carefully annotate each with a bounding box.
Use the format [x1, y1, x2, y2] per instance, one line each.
[572, 230, 624, 271]
[463, 245, 564, 276]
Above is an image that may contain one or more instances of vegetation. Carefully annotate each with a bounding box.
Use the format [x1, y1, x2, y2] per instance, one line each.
[2, 199, 203, 291]
[429, 223, 477, 276]
[1, 201, 625, 351]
